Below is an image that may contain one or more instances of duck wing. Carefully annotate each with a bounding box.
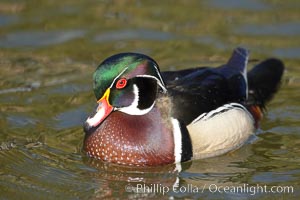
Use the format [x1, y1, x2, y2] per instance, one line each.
[162, 47, 249, 124]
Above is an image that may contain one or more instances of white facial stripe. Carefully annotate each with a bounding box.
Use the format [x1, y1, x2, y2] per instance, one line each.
[108, 66, 167, 93]
[117, 84, 155, 115]
[109, 67, 129, 88]
[136, 74, 167, 92]
[171, 118, 182, 163]
[153, 64, 167, 89]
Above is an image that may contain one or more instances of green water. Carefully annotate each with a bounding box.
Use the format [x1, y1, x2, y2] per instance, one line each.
[0, 0, 299, 199]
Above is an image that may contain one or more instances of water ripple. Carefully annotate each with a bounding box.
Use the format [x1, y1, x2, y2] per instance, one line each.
[94, 29, 175, 42]
[0, 14, 18, 27]
[0, 30, 86, 48]
[235, 22, 300, 36]
[207, 0, 270, 10]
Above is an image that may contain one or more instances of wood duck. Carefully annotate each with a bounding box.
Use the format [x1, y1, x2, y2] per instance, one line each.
[83, 47, 284, 166]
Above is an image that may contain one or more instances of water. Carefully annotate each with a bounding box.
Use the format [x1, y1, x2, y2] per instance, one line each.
[0, 0, 299, 199]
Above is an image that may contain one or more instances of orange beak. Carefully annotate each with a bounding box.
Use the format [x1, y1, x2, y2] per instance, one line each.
[85, 88, 113, 128]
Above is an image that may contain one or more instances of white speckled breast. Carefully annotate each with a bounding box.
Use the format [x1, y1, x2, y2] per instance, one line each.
[83, 107, 175, 166]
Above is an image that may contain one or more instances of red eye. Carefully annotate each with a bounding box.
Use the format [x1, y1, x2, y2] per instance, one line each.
[116, 78, 127, 89]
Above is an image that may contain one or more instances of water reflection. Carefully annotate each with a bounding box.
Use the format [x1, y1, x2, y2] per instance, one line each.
[207, 0, 270, 10]
[0, 30, 85, 48]
[273, 47, 300, 59]
[0, 0, 299, 199]
[94, 28, 175, 42]
[0, 14, 18, 27]
[83, 144, 256, 199]
[235, 22, 300, 36]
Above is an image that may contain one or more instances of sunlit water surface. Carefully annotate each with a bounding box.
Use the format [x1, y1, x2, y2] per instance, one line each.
[0, 0, 299, 199]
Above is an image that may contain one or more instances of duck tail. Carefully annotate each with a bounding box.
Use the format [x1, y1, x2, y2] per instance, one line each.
[246, 58, 284, 122]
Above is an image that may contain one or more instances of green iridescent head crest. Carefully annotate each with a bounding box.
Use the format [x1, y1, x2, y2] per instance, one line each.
[93, 53, 166, 100]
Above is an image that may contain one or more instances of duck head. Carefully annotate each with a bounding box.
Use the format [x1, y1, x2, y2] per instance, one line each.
[84, 53, 167, 132]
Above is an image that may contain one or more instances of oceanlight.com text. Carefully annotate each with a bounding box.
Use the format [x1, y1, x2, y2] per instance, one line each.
[125, 183, 294, 196]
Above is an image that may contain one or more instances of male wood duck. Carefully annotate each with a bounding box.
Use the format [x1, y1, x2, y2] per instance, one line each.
[83, 47, 284, 166]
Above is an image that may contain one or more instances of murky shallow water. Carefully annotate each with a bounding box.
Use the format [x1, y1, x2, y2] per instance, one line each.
[0, 0, 299, 199]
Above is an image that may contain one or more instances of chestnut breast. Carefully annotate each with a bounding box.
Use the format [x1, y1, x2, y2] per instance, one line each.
[83, 107, 175, 166]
